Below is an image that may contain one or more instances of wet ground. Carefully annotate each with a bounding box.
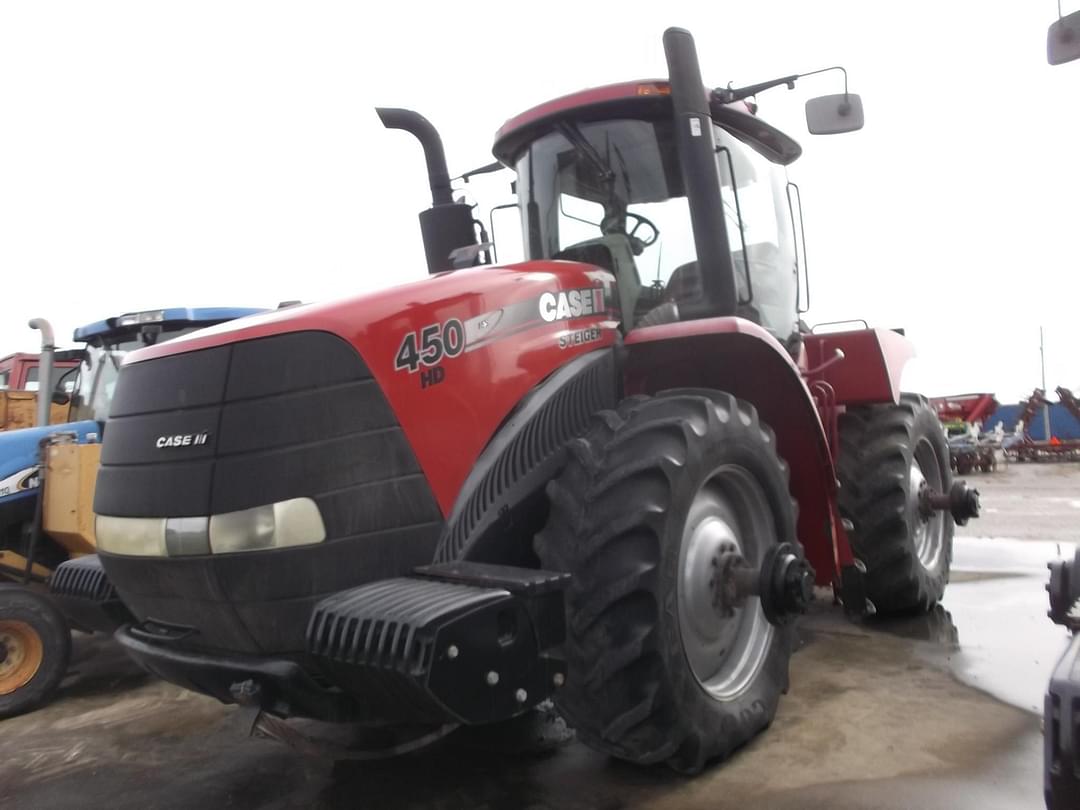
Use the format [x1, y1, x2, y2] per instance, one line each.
[1, 462, 1075, 809]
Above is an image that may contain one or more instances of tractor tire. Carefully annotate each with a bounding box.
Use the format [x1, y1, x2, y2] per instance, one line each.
[535, 390, 797, 773]
[837, 394, 953, 615]
[0, 584, 71, 718]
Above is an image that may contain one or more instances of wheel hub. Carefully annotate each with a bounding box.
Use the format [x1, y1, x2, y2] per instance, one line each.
[0, 620, 44, 696]
[677, 469, 775, 702]
[908, 442, 946, 572]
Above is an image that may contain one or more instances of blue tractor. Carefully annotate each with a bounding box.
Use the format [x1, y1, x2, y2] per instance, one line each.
[0, 307, 264, 716]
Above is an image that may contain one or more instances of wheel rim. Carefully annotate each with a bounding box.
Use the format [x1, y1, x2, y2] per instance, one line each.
[910, 438, 946, 571]
[677, 466, 775, 701]
[0, 620, 44, 695]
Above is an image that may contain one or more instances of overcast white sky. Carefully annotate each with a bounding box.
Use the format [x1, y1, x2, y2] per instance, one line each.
[1, 1, 1077, 402]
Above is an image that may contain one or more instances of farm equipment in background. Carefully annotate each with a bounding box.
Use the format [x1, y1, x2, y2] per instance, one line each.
[1002, 388, 1080, 463]
[0, 307, 264, 717]
[1057, 387, 1080, 424]
[0, 352, 80, 432]
[931, 393, 1000, 474]
[72, 28, 978, 773]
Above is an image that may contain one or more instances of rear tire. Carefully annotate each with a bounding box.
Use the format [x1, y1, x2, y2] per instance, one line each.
[837, 394, 953, 614]
[535, 391, 797, 773]
[0, 584, 71, 718]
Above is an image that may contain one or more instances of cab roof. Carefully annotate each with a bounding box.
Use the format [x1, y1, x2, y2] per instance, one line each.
[492, 79, 802, 167]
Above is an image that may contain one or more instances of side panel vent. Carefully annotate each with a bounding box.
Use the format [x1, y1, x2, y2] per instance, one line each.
[435, 349, 617, 563]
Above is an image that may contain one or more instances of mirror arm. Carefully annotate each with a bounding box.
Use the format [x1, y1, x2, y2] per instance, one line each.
[795, 66, 849, 98]
[712, 74, 799, 104]
[715, 66, 850, 106]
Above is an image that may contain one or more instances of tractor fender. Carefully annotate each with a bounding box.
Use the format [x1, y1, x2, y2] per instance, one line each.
[623, 317, 838, 584]
[803, 328, 915, 406]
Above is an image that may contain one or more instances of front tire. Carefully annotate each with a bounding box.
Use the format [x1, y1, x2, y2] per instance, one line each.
[837, 394, 953, 614]
[0, 585, 72, 717]
[535, 391, 797, 773]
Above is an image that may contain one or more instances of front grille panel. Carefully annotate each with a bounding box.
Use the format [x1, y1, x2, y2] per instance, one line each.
[95, 330, 445, 654]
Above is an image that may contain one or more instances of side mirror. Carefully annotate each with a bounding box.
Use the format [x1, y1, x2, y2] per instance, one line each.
[51, 391, 71, 406]
[1048, 10, 1080, 65]
[805, 93, 864, 134]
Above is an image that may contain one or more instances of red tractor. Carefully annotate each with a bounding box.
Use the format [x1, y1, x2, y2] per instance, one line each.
[57, 29, 979, 772]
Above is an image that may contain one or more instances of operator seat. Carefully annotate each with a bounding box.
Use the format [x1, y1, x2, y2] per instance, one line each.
[553, 234, 644, 326]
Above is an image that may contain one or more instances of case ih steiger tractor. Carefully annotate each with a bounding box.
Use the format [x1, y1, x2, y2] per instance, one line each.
[57, 28, 979, 771]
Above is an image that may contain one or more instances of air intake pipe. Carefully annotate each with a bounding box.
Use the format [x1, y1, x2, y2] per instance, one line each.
[377, 107, 478, 274]
[662, 27, 738, 318]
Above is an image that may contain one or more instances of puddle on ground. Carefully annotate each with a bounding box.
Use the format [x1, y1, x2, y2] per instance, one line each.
[871, 536, 1076, 715]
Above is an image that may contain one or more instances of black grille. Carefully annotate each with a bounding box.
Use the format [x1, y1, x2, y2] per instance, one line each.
[50, 554, 117, 602]
[95, 330, 444, 655]
[96, 330, 442, 535]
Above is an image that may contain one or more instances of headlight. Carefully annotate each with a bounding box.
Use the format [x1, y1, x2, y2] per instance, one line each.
[209, 498, 325, 554]
[96, 497, 326, 557]
[95, 515, 167, 556]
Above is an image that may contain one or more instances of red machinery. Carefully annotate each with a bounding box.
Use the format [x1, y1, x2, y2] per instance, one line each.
[1057, 387, 1080, 424]
[1005, 388, 1080, 462]
[52, 29, 979, 772]
[931, 393, 1000, 474]
[931, 392, 999, 427]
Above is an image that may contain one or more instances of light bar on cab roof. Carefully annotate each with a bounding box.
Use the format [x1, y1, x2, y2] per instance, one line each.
[115, 310, 166, 327]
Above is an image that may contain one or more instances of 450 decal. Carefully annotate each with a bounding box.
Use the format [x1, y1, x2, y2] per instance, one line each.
[394, 318, 466, 373]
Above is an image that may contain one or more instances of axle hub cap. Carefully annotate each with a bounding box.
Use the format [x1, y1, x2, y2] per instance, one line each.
[909, 438, 946, 571]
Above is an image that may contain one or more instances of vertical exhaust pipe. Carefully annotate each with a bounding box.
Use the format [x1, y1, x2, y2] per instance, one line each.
[377, 108, 478, 274]
[663, 27, 737, 318]
[28, 318, 55, 428]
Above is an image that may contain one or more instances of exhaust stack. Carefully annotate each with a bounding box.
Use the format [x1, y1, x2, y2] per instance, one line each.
[377, 107, 478, 274]
[662, 27, 738, 319]
[28, 317, 55, 428]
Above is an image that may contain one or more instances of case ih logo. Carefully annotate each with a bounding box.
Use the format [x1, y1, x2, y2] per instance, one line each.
[156, 432, 209, 449]
[539, 288, 604, 323]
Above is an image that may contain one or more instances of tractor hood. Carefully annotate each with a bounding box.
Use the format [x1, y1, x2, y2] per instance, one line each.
[94, 259, 618, 660]
[102, 259, 617, 518]
[0, 420, 99, 504]
[121, 261, 614, 368]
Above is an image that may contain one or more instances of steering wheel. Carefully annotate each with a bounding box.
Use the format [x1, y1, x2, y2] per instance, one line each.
[601, 212, 660, 255]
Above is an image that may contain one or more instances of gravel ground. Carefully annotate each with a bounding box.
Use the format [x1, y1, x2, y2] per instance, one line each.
[3, 459, 1076, 809]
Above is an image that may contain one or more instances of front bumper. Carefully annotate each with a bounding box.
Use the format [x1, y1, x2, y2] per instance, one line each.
[114, 561, 569, 727]
[115, 625, 359, 721]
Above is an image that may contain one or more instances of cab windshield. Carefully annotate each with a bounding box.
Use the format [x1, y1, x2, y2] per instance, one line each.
[515, 117, 797, 340]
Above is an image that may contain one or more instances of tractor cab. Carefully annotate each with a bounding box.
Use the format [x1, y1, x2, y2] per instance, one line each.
[385, 35, 862, 355]
[493, 82, 803, 344]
